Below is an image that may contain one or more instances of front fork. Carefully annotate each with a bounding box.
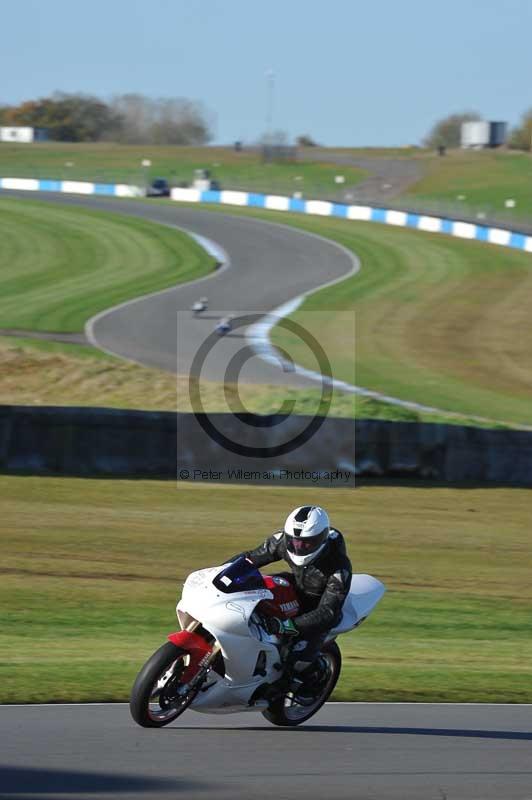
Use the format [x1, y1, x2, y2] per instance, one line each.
[176, 620, 222, 691]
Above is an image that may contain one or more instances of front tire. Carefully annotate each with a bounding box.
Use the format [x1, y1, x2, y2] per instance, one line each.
[262, 641, 341, 727]
[130, 642, 199, 728]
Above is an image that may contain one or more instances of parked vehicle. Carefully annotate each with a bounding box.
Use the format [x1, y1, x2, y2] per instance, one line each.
[146, 178, 170, 197]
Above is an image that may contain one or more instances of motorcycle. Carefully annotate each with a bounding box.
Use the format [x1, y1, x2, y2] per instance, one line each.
[214, 316, 232, 335]
[130, 555, 385, 728]
[191, 298, 208, 316]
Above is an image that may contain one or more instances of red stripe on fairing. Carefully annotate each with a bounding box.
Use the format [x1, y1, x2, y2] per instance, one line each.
[167, 630, 212, 682]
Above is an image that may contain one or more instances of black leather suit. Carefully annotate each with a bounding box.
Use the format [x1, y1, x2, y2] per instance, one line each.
[232, 529, 352, 640]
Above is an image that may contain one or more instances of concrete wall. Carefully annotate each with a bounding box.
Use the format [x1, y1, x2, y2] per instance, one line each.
[1, 406, 531, 485]
[0, 406, 176, 478]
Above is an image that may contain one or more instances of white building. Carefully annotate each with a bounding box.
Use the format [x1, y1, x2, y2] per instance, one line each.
[0, 126, 49, 143]
[461, 121, 507, 149]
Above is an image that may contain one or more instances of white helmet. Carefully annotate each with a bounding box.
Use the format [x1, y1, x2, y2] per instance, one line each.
[284, 506, 330, 566]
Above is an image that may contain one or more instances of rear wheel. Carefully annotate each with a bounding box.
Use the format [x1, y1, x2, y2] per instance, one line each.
[262, 641, 341, 727]
[130, 642, 199, 728]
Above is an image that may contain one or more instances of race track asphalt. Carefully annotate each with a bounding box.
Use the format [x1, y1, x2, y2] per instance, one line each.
[2, 191, 356, 387]
[1, 702, 531, 800]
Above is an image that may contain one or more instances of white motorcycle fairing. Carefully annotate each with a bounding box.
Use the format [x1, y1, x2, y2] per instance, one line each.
[176, 566, 385, 715]
[328, 573, 386, 637]
[176, 566, 281, 713]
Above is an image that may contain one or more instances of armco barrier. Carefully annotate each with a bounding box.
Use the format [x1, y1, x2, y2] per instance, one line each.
[0, 177, 143, 198]
[170, 187, 532, 251]
[1, 406, 532, 484]
[2, 177, 532, 253]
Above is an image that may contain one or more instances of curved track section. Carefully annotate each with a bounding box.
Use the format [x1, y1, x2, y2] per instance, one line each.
[1, 703, 530, 799]
[4, 191, 355, 386]
[7, 190, 527, 426]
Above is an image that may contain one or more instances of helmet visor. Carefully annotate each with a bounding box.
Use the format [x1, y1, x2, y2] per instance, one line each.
[286, 528, 328, 557]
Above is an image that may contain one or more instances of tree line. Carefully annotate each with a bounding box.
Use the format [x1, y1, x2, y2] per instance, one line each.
[424, 109, 532, 151]
[3, 91, 532, 151]
[0, 92, 213, 145]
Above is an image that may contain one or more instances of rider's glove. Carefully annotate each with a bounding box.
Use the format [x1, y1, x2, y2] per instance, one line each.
[263, 617, 299, 637]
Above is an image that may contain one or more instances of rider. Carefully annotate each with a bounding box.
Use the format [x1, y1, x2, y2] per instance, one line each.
[228, 505, 352, 684]
[215, 314, 233, 334]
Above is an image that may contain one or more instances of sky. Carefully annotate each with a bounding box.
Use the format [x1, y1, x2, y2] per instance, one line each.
[1, 0, 531, 147]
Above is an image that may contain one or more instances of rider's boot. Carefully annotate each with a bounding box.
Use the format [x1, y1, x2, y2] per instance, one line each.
[287, 655, 329, 704]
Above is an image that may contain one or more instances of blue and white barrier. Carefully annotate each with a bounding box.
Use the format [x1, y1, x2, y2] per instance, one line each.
[170, 187, 532, 252]
[2, 177, 532, 253]
[0, 177, 143, 198]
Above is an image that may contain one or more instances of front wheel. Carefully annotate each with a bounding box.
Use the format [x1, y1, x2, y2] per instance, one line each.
[130, 642, 199, 728]
[262, 641, 341, 727]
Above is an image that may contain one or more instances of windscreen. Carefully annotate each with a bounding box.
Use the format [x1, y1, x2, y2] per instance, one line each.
[212, 556, 265, 594]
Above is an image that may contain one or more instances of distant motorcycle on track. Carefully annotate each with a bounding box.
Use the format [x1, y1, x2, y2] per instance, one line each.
[214, 315, 233, 336]
[191, 297, 208, 316]
[130, 555, 385, 728]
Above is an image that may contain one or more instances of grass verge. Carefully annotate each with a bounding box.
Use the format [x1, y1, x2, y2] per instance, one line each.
[0, 196, 214, 332]
[0, 142, 367, 198]
[269, 212, 532, 426]
[0, 338, 503, 428]
[402, 148, 532, 220]
[1, 476, 530, 704]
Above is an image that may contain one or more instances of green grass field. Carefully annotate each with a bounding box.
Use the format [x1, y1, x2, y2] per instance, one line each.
[1, 476, 530, 704]
[0, 196, 214, 332]
[265, 210, 532, 426]
[311, 147, 532, 222]
[0, 142, 367, 198]
[403, 149, 532, 218]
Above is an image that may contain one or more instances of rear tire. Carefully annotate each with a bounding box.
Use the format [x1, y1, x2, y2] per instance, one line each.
[130, 642, 198, 728]
[262, 641, 341, 727]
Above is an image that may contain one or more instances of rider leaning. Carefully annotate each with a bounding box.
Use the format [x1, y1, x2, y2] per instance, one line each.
[230, 505, 352, 676]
